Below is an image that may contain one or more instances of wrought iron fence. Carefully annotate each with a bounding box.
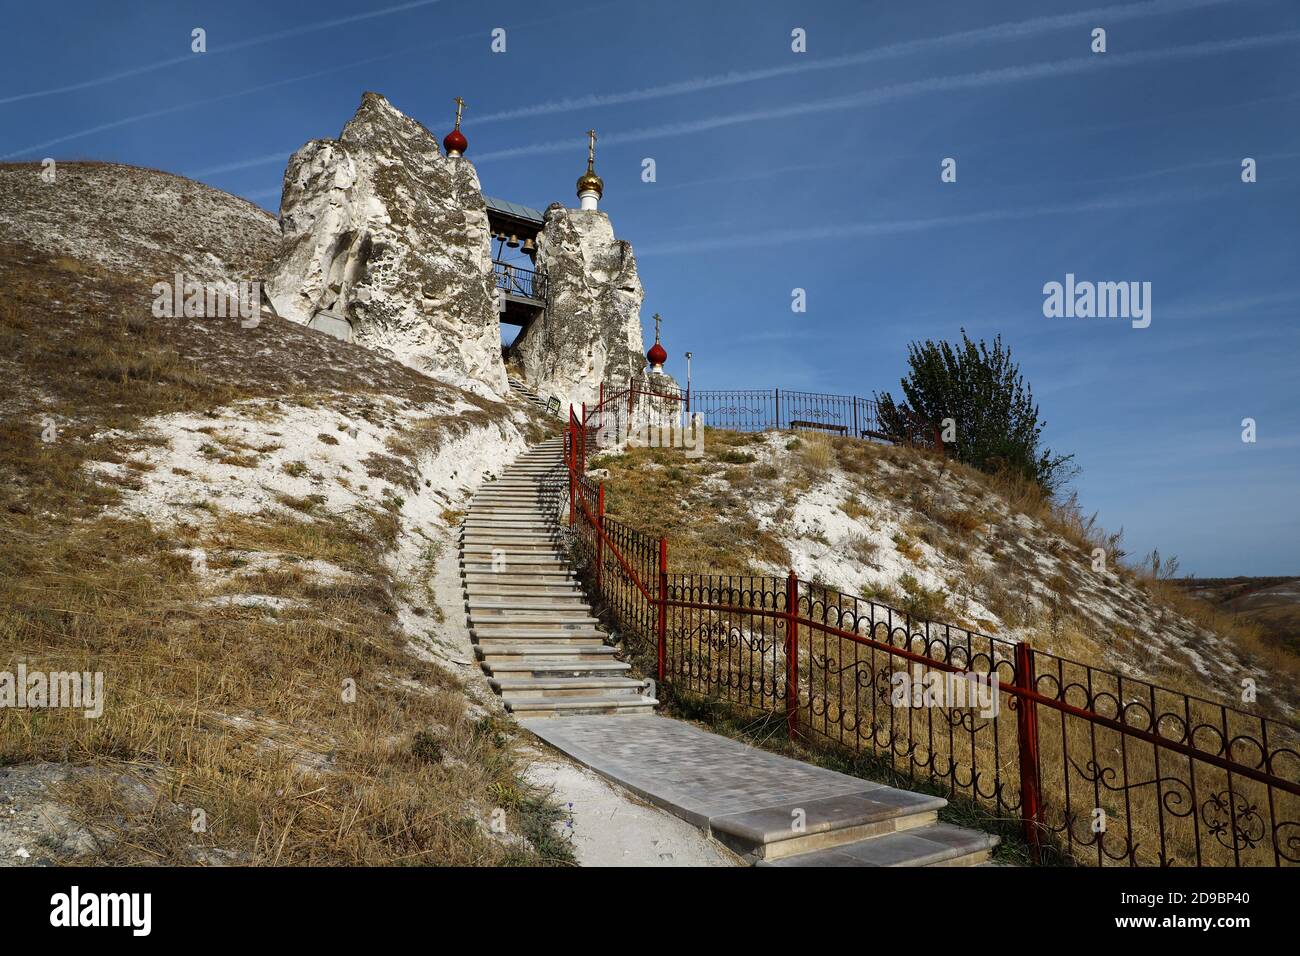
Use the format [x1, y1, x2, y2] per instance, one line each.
[589, 381, 939, 449]
[561, 410, 1300, 867]
[689, 388, 893, 439]
[493, 261, 547, 301]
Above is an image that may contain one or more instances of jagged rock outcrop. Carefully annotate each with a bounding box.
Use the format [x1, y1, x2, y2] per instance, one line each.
[511, 205, 646, 409]
[266, 92, 506, 397]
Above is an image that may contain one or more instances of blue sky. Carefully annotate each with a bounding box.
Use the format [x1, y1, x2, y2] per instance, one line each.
[3, 0, 1297, 576]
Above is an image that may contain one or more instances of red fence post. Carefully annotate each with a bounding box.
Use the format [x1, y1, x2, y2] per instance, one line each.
[656, 537, 668, 684]
[567, 413, 576, 528]
[1014, 640, 1043, 863]
[786, 570, 799, 739]
[581, 402, 587, 470]
[596, 482, 605, 590]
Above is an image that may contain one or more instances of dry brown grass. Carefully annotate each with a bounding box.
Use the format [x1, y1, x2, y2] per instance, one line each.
[0, 241, 568, 865]
[590, 428, 789, 574]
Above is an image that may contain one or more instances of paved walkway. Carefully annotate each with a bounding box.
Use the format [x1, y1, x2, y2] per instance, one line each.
[521, 714, 887, 828]
[521, 715, 999, 866]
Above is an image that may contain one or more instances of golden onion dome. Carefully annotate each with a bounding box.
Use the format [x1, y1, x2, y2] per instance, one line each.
[576, 169, 604, 198]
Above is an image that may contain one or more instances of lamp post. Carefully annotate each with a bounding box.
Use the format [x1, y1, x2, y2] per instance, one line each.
[684, 351, 693, 412]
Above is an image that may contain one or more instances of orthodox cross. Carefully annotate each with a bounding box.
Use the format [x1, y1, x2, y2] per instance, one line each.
[586, 129, 597, 171]
[653, 312, 662, 342]
[453, 96, 465, 130]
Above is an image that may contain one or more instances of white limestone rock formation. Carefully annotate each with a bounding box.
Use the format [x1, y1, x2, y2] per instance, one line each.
[511, 205, 647, 409]
[266, 92, 507, 397]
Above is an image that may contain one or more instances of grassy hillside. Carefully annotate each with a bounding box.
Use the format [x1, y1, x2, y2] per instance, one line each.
[0, 163, 565, 865]
[589, 428, 1297, 723]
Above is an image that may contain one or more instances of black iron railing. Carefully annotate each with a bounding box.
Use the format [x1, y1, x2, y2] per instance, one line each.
[493, 261, 547, 302]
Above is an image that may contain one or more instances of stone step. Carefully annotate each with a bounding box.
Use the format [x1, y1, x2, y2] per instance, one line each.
[461, 525, 560, 537]
[463, 520, 556, 529]
[467, 505, 556, 513]
[468, 504, 559, 511]
[470, 622, 605, 636]
[475, 481, 557, 489]
[463, 515, 555, 524]
[469, 500, 554, 508]
[505, 695, 659, 719]
[474, 634, 606, 647]
[473, 621, 603, 634]
[464, 582, 584, 595]
[462, 527, 558, 537]
[461, 571, 577, 583]
[461, 535, 562, 547]
[471, 621, 601, 636]
[484, 658, 633, 676]
[491, 676, 648, 698]
[467, 598, 591, 611]
[708, 790, 946, 862]
[460, 542, 565, 555]
[476, 641, 618, 661]
[757, 822, 999, 868]
[460, 543, 565, 554]
[462, 514, 556, 522]
[465, 593, 586, 605]
[460, 551, 567, 562]
[470, 609, 596, 621]
[461, 561, 570, 573]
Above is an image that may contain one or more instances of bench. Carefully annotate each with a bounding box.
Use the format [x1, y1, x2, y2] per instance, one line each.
[789, 420, 847, 435]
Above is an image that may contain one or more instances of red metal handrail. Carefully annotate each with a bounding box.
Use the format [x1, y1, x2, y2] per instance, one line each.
[567, 412, 655, 608]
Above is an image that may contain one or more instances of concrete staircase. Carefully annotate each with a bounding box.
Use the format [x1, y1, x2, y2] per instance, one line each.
[506, 375, 549, 411]
[468, 444, 1000, 866]
[460, 438, 657, 718]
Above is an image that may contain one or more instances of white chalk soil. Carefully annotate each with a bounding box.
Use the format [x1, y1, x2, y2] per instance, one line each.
[523, 750, 737, 867]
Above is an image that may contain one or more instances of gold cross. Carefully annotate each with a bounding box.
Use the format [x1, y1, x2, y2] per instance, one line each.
[453, 96, 465, 130]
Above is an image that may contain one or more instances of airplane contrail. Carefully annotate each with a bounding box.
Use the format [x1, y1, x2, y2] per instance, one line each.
[473, 29, 1300, 163]
[472, 0, 1233, 125]
[1, 45, 432, 160]
[2, 2, 617, 162]
[190, 152, 300, 178]
[634, 185, 1237, 257]
[0, 0, 444, 106]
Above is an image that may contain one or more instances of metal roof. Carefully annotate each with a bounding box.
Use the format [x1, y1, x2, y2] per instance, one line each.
[484, 195, 546, 226]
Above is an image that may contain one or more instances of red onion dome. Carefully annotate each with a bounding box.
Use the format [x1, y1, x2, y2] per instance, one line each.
[647, 341, 667, 366]
[443, 128, 467, 156]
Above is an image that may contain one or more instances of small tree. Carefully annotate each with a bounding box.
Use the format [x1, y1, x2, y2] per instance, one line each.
[876, 330, 1075, 494]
